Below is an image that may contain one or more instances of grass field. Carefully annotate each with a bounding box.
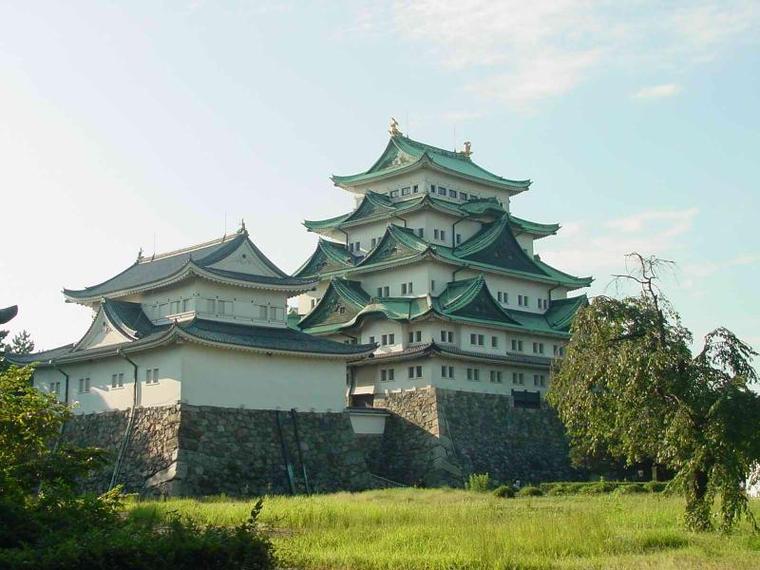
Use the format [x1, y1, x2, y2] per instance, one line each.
[128, 488, 760, 569]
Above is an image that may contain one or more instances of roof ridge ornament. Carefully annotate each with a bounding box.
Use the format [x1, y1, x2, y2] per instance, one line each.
[239, 218, 247, 234]
[136, 247, 144, 263]
[460, 141, 473, 158]
[389, 117, 402, 137]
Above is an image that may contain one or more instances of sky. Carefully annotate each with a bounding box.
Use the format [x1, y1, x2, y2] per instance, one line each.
[1, 1, 759, 359]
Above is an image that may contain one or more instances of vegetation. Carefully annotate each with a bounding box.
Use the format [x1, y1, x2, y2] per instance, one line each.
[548, 254, 760, 531]
[493, 484, 515, 498]
[465, 472, 491, 492]
[0, 365, 275, 569]
[8, 330, 34, 356]
[129, 489, 760, 570]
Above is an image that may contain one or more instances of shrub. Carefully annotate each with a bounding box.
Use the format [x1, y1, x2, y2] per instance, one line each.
[518, 486, 544, 497]
[614, 483, 647, 495]
[493, 485, 515, 498]
[644, 481, 668, 493]
[580, 481, 618, 495]
[466, 473, 491, 493]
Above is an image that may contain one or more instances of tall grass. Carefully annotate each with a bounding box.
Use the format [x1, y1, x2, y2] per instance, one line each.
[129, 489, 760, 569]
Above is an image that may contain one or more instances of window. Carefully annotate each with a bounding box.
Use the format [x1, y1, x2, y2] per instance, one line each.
[431, 280, 436, 291]
[511, 339, 524, 352]
[383, 286, 389, 297]
[512, 372, 524, 385]
[380, 368, 395, 382]
[490, 370, 503, 383]
[532, 343, 545, 355]
[182, 298, 191, 312]
[559, 346, 565, 357]
[467, 368, 480, 382]
[441, 366, 454, 378]
[111, 373, 124, 388]
[349, 243, 354, 252]
[381, 334, 388, 345]
[170, 301, 180, 314]
[401, 282, 413, 295]
[401, 186, 411, 196]
[491, 336, 498, 348]
[369, 336, 376, 344]
[146, 368, 160, 385]
[354, 241, 361, 252]
[78, 377, 90, 393]
[430, 184, 436, 193]
[218, 300, 231, 316]
[390, 190, 399, 198]
[389, 334, 395, 344]
[449, 189, 457, 198]
[477, 334, 484, 346]
[310, 298, 316, 309]
[207, 299, 216, 313]
[524, 295, 529, 307]
[440, 230, 446, 241]
[434, 229, 440, 240]
[413, 185, 419, 193]
[456, 233, 462, 245]
[258, 305, 268, 320]
[408, 366, 423, 379]
[534, 374, 546, 387]
[440, 330, 453, 343]
[408, 331, 422, 343]
[371, 238, 377, 248]
[417, 228, 424, 238]
[502, 292, 509, 304]
[469, 333, 484, 346]
[437, 186, 446, 195]
[553, 344, 559, 356]
[497, 292, 502, 302]
[158, 303, 168, 317]
[460, 192, 468, 200]
[49, 381, 60, 396]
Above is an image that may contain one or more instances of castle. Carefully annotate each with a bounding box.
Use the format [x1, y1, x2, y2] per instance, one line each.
[11, 123, 591, 494]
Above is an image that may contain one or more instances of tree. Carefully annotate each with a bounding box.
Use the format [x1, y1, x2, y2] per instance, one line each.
[8, 330, 34, 356]
[548, 254, 760, 532]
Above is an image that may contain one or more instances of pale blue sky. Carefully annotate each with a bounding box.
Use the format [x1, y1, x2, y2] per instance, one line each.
[1, 1, 758, 356]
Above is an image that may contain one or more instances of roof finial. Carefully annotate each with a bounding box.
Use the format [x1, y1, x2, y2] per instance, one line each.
[461, 141, 472, 158]
[136, 247, 144, 262]
[389, 117, 402, 137]
[239, 218, 247, 234]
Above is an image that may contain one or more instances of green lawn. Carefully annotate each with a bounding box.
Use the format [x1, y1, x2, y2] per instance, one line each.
[129, 489, 760, 569]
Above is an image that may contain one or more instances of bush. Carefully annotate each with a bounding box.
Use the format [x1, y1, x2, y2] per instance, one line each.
[0, 501, 275, 570]
[613, 483, 647, 495]
[580, 481, 618, 495]
[466, 473, 491, 493]
[518, 486, 544, 497]
[644, 481, 668, 493]
[493, 485, 515, 498]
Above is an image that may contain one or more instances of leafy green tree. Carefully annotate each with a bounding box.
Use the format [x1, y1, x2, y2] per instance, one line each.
[9, 330, 34, 355]
[548, 254, 760, 532]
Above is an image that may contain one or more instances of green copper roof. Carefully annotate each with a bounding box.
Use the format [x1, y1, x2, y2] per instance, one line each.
[332, 135, 531, 192]
[292, 239, 357, 279]
[357, 224, 431, 268]
[304, 191, 512, 233]
[507, 214, 559, 236]
[299, 276, 586, 338]
[65, 230, 314, 301]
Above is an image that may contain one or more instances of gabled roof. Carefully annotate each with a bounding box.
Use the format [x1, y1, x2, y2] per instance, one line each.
[64, 229, 315, 303]
[356, 224, 431, 268]
[454, 215, 546, 276]
[9, 311, 375, 366]
[294, 220, 592, 289]
[298, 275, 586, 339]
[304, 192, 510, 234]
[332, 135, 531, 192]
[293, 239, 357, 279]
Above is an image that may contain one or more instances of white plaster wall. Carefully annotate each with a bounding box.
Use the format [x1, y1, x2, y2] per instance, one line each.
[354, 356, 551, 397]
[127, 279, 289, 327]
[31, 347, 182, 414]
[359, 263, 432, 299]
[77, 309, 132, 351]
[179, 344, 347, 412]
[359, 319, 404, 354]
[294, 281, 330, 316]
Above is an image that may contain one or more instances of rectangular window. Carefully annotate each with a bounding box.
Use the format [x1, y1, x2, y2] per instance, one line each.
[408, 366, 422, 379]
[467, 368, 473, 380]
[448, 366, 454, 378]
[407, 282, 413, 294]
[401, 283, 407, 295]
[431, 279, 436, 291]
[408, 331, 414, 343]
[389, 333, 395, 344]
[111, 374, 118, 388]
[539, 343, 544, 354]
[401, 186, 411, 196]
[371, 238, 377, 248]
[524, 295, 529, 307]
[470, 333, 477, 345]
[152, 368, 159, 384]
[478, 334, 484, 346]
[170, 301, 180, 314]
[434, 229, 440, 240]
[381, 334, 388, 345]
[449, 189, 457, 198]
[473, 369, 480, 381]
[413, 185, 419, 193]
[511, 339, 517, 351]
[415, 331, 422, 342]
[447, 331, 454, 343]
[259, 305, 268, 320]
[430, 184, 436, 193]
[498, 292, 502, 302]
[369, 336, 375, 344]
[491, 336, 498, 348]
[441, 365, 447, 378]
[440, 331, 447, 342]
[355, 241, 361, 251]
[218, 300, 229, 315]
[417, 228, 424, 238]
[416, 365, 423, 378]
[440, 230, 446, 241]
[146, 369, 152, 383]
[381, 369, 395, 382]
[533, 342, 538, 353]
[437, 186, 446, 195]
[512, 372, 524, 385]
[559, 346, 565, 356]
[456, 233, 462, 244]
[490, 370, 503, 384]
[460, 192, 468, 200]
[377, 287, 383, 297]
[503, 292, 509, 304]
[390, 190, 399, 198]
[383, 286, 390, 297]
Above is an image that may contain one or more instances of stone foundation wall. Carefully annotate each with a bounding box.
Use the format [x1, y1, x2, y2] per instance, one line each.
[63, 404, 371, 496]
[370, 387, 576, 486]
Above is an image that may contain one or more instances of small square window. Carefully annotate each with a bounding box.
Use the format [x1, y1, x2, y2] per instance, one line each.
[369, 336, 376, 344]
[491, 336, 498, 348]
[449, 189, 457, 198]
[437, 186, 446, 195]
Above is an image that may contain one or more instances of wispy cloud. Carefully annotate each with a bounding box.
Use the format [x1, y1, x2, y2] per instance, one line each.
[632, 83, 681, 100]
[355, 1, 760, 112]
